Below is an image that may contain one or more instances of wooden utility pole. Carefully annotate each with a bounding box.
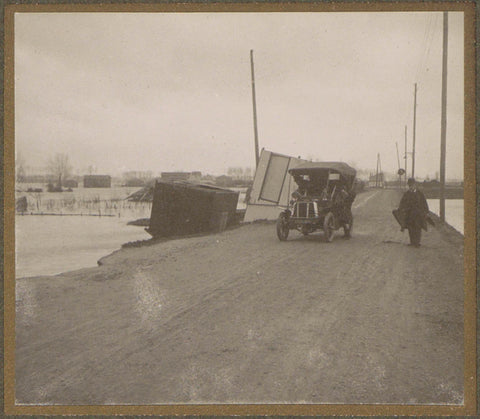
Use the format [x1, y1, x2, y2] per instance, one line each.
[439, 12, 448, 222]
[250, 50, 260, 167]
[375, 153, 382, 188]
[404, 125, 408, 187]
[378, 154, 382, 186]
[412, 83, 417, 178]
[396, 142, 401, 186]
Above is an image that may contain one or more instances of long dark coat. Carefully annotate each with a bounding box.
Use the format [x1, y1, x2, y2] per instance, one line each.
[399, 188, 429, 230]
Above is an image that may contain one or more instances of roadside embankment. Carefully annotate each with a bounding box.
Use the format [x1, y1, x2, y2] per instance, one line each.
[15, 189, 464, 405]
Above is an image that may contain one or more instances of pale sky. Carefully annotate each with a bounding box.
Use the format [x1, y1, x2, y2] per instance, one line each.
[15, 12, 464, 179]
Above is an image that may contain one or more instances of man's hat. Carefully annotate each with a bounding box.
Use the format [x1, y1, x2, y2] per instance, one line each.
[407, 177, 416, 186]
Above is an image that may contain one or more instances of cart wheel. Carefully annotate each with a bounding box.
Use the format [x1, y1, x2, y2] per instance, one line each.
[323, 212, 335, 242]
[276, 215, 290, 241]
[344, 219, 353, 238]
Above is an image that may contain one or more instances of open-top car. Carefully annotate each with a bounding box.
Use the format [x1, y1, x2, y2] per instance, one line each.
[276, 162, 357, 242]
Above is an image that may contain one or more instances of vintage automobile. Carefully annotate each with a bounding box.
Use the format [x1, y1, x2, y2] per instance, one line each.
[276, 162, 357, 242]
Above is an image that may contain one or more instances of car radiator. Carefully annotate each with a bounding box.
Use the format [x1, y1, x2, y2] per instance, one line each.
[293, 202, 317, 218]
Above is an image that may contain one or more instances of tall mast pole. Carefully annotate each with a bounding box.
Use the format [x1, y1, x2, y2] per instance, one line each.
[396, 142, 401, 186]
[379, 154, 382, 186]
[250, 50, 260, 168]
[396, 142, 400, 170]
[404, 125, 408, 187]
[412, 83, 417, 178]
[439, 12, 448, 222]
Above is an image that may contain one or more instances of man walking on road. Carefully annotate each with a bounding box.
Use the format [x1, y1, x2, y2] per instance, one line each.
[399, 177, 429, 247]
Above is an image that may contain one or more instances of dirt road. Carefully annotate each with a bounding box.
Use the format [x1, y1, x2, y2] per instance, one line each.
[15, 189, 464, 405]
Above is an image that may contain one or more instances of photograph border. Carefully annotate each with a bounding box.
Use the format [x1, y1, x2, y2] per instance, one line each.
[3, 1, 477, 416]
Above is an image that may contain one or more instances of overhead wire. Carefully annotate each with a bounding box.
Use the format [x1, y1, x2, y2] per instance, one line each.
[414, 14, 433, 84]
[418, 13, 440, 86]
[404, 13, 439, 134]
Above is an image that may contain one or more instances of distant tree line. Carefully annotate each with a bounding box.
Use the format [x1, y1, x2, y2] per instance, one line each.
[226, 167, 253, 180]
[15, 152, 256, 189]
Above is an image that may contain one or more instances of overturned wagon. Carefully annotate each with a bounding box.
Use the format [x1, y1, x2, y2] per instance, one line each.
[146, 181, 239, 238]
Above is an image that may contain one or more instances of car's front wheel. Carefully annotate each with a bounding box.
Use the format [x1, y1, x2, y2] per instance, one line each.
[276, 215, 290, 241]
[323, 212, 335, 243]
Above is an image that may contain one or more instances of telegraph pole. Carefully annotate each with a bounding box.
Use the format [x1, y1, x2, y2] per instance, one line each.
[412, 83, 417, 178]
[375, 153, 382, 188]
[378, 154, 382, 186]
[439, 12, 448, 222]
[396, 142, 401, 187]
[404, 125, 408, 187]
[250, 50, 260, 168]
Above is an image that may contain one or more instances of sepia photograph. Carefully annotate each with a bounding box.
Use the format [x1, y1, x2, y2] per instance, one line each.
[4, 2, 476, 416]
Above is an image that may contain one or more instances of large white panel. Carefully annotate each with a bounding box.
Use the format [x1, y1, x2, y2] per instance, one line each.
[259, 154, 290, 203]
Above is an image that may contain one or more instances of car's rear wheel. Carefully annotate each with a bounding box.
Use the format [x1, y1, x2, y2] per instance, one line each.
[344, 219, 353, 238]
[323, 212, 335, 243]
[276, 215, 289, 241]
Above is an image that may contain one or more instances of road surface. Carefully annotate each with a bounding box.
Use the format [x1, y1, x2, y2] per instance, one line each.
[15, 189, 464, 405]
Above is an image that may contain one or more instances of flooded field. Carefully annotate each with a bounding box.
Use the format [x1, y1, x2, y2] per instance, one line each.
[16, 185, 150, 217]
[15, 185, 248, 278]
[15, 215, 151, 278]
[427, 199, 464, 235]
[15, 186, 151, 277]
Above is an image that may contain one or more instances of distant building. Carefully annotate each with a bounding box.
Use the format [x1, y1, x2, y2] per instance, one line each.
[161, 172, 195, 182]
[423, 179, 440, 187]
[124, 178, 146, 187]
[63, 179, 79, 188]
[122, 170, 153, 186]
[22, 174, 49, 183]
[421, 179, 463, 199]
[83, 175, 111, 188]
[368, 173, 385, 188]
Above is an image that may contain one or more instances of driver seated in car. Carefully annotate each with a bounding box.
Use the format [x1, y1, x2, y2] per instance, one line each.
[291, 175, 308, 200]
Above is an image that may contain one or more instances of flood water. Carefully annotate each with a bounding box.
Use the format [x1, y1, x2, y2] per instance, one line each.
[427, 199, 464, 235]
[15, 186, 249, 278]
[15, 215, 151, 278]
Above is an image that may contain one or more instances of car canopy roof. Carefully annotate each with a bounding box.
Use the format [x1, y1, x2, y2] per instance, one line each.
[289, 162, 356, 178]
